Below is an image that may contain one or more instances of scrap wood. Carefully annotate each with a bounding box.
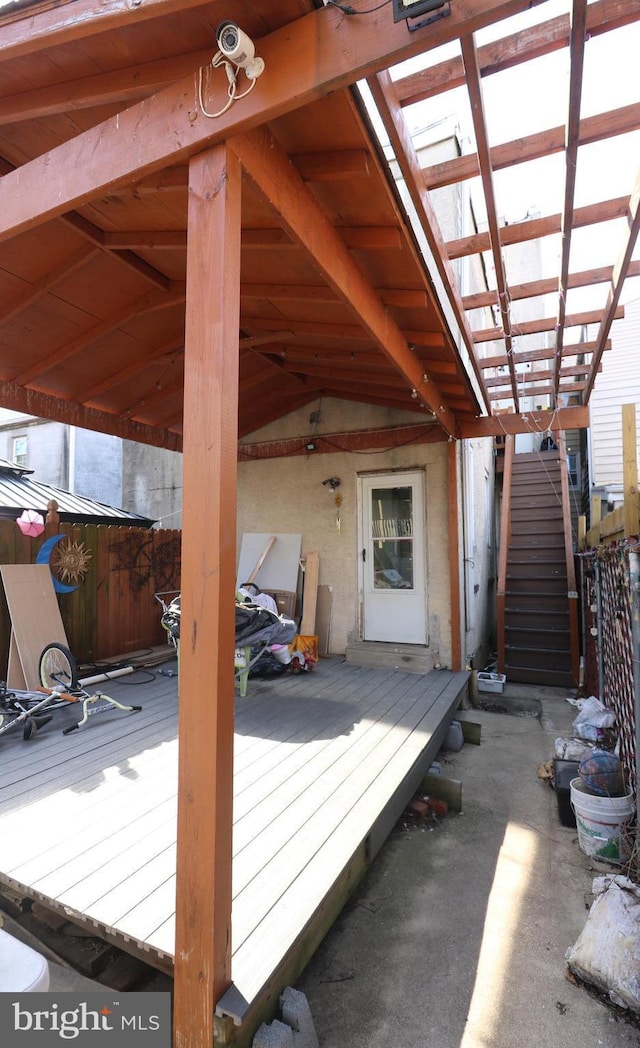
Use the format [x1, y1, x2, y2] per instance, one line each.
[300, 551, 320, 635]
[245, 535, 276, 585]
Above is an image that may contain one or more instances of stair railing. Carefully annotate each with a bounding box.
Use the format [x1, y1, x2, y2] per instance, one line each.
[556, 430, 580, 686]
[497, 433, 514, 674]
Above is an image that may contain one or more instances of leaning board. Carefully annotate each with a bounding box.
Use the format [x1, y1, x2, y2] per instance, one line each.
[0, 564, 69, 689]
[236, 534, 301, 593]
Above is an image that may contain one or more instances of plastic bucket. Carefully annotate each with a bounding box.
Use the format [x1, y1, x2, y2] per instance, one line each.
[570, 778, 635, 863]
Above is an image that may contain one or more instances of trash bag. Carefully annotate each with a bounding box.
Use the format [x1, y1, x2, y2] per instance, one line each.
[572, 695, 616, 743]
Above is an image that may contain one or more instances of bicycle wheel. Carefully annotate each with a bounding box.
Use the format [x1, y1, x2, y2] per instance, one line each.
[38, 643, 79, 691]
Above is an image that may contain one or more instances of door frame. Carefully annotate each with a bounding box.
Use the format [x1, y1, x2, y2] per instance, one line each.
[356, 467, 428, 644]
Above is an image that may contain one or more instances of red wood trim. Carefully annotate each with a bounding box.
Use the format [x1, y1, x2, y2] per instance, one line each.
[459, 406, 589, 439]
[238, 423, 446, 462]
[552, 0, 588, 403]
[366, 70, 490, 415]
[460, 34, 519, 408]
[497, 434, 514, 674]
[0, 379, 181, 451]
[447, 440, 462, 672]
[173, 144, 240, 1048]
[395, 0, 640, 106]
[448, 195, 630, 260]
[423, 103, 640, 192]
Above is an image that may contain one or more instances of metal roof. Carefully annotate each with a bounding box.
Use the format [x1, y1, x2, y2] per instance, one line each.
[0, 460, 155, 527]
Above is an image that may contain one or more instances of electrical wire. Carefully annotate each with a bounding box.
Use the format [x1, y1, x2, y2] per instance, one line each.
[323, 0, 392, 12]
[197, 53, 258, 120]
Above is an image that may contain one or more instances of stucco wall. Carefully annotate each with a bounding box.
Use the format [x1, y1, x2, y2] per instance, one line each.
[238, 399, 453, 667]
[122, 439, 183, 528]
[0, 417, 67, 485]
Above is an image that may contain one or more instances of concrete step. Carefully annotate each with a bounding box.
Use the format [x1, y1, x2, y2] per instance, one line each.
[345, 641, 432, 674]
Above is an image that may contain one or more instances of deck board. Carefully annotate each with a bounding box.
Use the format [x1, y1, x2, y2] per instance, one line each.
[0, 659, 467, 1005]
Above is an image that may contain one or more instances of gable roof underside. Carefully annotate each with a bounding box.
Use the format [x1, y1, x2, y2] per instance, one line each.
[0, 0, 637, 448]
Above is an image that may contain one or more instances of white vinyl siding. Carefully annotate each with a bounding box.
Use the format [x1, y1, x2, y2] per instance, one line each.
[589, 296, 640, 491]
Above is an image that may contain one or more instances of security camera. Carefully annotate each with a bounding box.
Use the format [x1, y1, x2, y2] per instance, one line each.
[322, 477, 341, 491]
[216, 21, 265, 79]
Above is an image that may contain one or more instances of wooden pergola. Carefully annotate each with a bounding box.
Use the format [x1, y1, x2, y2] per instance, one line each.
[0, 0, 638, 1044]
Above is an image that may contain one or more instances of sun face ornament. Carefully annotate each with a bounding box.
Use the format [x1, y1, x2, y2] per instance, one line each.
[51, 539, 92, 584]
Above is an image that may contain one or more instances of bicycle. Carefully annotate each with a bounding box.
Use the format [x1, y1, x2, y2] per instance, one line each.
[38, 643, 142, 735]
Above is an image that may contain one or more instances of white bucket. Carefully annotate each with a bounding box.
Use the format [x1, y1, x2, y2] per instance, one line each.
[570, 778, 635, 864]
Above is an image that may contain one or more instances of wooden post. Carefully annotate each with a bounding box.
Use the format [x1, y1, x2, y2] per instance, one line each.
[447, 440, 462, 671]
[173, 144, 241, 1048]
[622, 403, 639, 538]
[44, 498, 60, 538]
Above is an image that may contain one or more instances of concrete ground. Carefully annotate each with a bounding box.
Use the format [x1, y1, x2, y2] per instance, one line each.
[298, 683, 639, 1048]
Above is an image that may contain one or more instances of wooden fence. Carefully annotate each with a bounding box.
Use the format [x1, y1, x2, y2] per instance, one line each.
[579, 403, 640, 549]
[0, 519, 181, 677]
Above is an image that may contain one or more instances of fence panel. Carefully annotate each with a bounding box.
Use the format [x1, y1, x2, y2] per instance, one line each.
[578, 541, 637, 796]
[0, 519, 181, 676]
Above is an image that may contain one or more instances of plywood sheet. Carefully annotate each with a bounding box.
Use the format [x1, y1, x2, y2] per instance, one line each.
[0, 564, 69, 689]
[237, 534, 301, 593]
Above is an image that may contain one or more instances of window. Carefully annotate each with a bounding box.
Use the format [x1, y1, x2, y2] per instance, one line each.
[567, 450, 579, 488]
[12, 435, 27, 467]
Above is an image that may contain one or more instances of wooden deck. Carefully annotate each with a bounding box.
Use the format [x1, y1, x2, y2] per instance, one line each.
[0, 658, 466, 1037]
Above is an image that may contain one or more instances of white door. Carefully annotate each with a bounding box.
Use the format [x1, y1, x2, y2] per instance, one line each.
[360, 472, 427, 644]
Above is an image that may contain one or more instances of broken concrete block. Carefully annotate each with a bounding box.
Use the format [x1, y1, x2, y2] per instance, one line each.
[252, 1019, 295, 1048]
[280, 987, 319, 1048]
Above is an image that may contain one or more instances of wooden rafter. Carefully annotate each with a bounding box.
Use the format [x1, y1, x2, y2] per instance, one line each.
[473, 305, 624, 342]
[422, 102, 640, 191]
[460, 34, 519, 407]
[0, 0, 555, 242]
[240, 284, 430, 309]
[552, 0, 588, 403]
[488, 381, 586, 401]
[480, 340, 611, 369]
[366, 70, 490, 414]
[230, 127, 460, 436]
[584, 165, 640, 400]
[463, 261, 640, 311]
[485, 363, 594, 388]
[238, 317, 446, 348]
[447, 195, 631, 259]
[395, 0, 640, 107]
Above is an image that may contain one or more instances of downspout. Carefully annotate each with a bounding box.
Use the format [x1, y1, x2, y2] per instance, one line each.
[68, 425, 76, 493]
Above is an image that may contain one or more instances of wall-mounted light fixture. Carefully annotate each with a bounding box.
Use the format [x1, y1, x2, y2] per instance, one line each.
[392, 0, 449, 31]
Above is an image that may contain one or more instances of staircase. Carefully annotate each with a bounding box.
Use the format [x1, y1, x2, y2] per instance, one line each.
[498, 443, 578, 688]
